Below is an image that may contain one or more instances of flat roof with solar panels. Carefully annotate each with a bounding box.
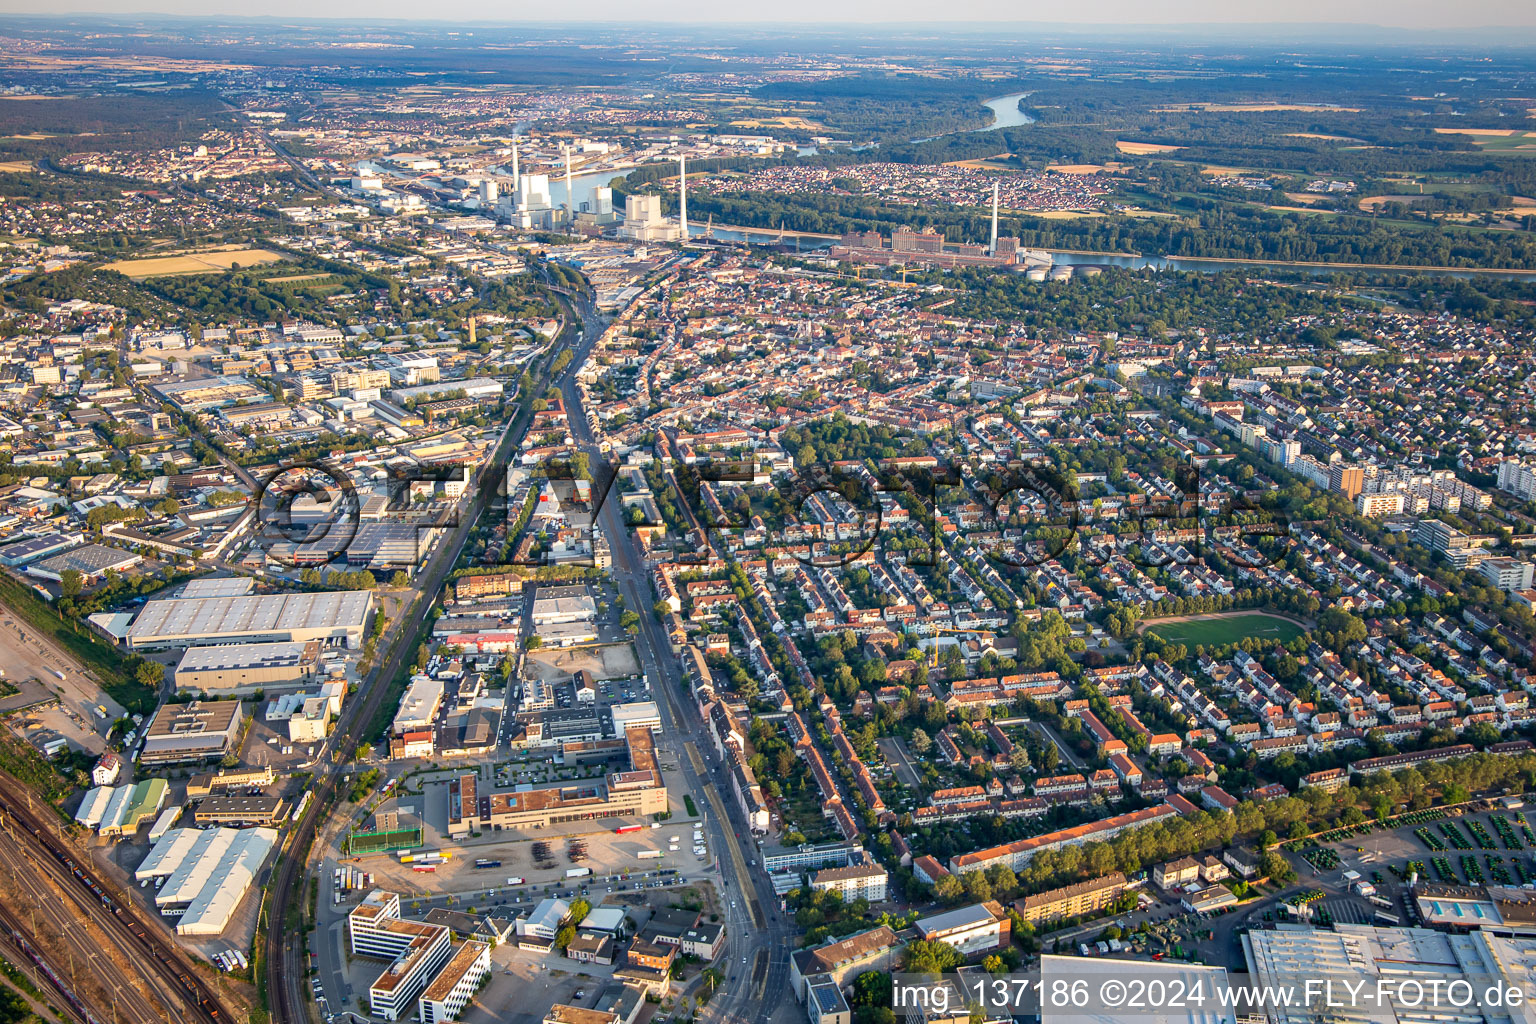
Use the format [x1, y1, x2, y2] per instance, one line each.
[127, 590, 373, 649]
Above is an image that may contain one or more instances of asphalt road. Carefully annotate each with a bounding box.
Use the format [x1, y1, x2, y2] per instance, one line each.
[559, 293, 798, 1024]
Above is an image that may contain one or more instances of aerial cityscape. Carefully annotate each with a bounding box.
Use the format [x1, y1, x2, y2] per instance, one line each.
[4, 12, 1536, 1024]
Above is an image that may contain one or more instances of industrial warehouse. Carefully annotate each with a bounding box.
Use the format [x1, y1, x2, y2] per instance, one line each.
[134, 826, 277, 936]
[173, 639, 324, 694]
[125, 590, 375, 650]
[445, 725, 667, 835]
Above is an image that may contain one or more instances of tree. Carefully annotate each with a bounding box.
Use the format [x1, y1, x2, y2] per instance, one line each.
[568, 898, 591, 925]
[59, 569, 84, 599]
[526, 635, 544, 650]
[135, 661, 165, 689]
[909, 728, 931, 756]
[903, 939, 964, 976]
[554, 925, 575, 951]
[390, 570, 411, 588]
[932, 874, 964, 904]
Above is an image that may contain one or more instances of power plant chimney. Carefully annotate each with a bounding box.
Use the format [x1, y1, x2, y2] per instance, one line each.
[678, 153, 688, 239]
[990, 182, 1000, 255]
[511, 140, 519, 186]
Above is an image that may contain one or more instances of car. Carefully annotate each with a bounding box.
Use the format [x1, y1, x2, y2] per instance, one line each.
[742, 956, 747, 964]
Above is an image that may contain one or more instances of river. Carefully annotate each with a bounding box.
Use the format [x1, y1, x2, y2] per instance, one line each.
[909, 90, 1035, 144]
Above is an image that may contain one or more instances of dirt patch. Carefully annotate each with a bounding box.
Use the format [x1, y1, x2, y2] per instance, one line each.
[1285, 133, 1364, 142]
[525, 643, 639, 682]
[1433, 127, 1521, 136]
[102, 248, 286, 279]
[1047, 163, 1127, 174]
[1116, 140, 1183, 154]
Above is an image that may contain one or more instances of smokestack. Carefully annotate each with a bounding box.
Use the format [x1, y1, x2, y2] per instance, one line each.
[563, 143, 574, 218]
[511, 141, 520, 203]
[990, 182, 1000, 255]
[678, 153, 688, 239]
[468, 317, 476, 348]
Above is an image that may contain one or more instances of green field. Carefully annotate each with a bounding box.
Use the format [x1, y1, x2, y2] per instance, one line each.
[1142, 612, 1306, 647]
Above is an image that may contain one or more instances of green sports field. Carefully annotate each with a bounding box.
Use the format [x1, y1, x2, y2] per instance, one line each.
[1141, 612, 1306, 647]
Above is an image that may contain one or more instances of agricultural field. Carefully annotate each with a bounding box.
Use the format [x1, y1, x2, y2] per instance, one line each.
[103, 246, 288, 279]
[1139, 612, 1307, 647]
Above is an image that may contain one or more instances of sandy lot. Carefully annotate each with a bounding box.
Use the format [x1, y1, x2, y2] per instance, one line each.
[1285, 133, 1363, 142]
[1433, 127, 1521, 136]
[103, 247, 287, 279]
[1116, 140, 1183, 154]
[525, 643, 639, 682]
[1044, 161, 1130, 174]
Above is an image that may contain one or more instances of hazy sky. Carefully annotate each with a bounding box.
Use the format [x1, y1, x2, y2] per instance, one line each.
[4, 0, 1536, 29]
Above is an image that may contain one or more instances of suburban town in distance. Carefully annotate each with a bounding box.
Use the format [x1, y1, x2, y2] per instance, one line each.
[6, 9, 1536, 1024]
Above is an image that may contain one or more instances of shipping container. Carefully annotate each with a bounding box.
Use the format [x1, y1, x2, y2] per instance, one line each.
[566, 867, 592, 878]
[637, 850, 662, 860]
[615, 825, 643, 834]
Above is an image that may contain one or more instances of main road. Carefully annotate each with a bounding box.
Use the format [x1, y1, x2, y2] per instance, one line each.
[558, 290, 798, 1024]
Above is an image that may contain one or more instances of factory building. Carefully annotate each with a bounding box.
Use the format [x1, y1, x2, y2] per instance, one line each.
[139, 701, 244, 766]
[127, 590, 374, 650]
[173, 640, 322, 694]
[134, 826, 277, 936]
[25, 543, 139, 584]
[447, 727, 666, 836]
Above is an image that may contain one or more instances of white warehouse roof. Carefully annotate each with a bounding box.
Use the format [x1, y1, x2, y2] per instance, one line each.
[127, 590, 372, 648]
[135, 827, 277, 936]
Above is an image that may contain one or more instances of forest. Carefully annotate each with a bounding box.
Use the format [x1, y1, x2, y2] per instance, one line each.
[654, 186, 1536, 268]
[0, 91, 236, 163]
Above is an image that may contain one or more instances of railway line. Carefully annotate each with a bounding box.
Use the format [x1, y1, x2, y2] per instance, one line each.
[0, 777, 234, 1024]
[0, 837, 168, 1024]
[265, 286, 594, 1024]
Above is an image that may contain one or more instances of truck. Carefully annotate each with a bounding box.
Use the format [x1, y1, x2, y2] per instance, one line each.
[474, 860, 502, 869]
[506, 877, 524, 886]
[566, 867, 592, 878]
[615, 824, 643, 835]
[94, 705, 107, 720]
[637, 850, 663, 860]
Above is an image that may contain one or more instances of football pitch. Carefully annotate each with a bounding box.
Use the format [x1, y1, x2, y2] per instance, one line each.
[1141, 612, 1306, 647]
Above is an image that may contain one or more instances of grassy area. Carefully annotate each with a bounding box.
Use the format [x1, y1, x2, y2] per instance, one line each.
[1142, 612, 1306, 647]
[0, 573, 156, 714]
[684, 794, 698, 817]
[0, 732, 74, 804]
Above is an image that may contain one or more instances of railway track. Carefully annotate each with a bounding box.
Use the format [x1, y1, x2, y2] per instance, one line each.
[265, 288, 595, 1024]
[0, 902, 109, 1024]
[0, 779, 233, 1024]
[0, 833, 168, 1024]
